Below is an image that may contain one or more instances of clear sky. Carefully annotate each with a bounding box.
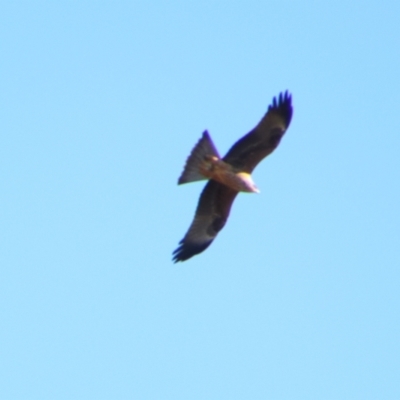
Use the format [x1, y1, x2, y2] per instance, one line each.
[1, 1, 399, 399]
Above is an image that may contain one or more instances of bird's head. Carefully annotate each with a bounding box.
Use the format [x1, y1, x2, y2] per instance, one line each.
[236, 172, 260, 193]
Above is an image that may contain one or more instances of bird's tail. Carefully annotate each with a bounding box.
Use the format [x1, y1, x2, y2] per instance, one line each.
[178, 130, 220, 184]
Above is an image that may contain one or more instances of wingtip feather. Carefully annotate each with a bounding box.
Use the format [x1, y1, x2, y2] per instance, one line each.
[172, 240, 213, 263]
[269, 91, 293, 127]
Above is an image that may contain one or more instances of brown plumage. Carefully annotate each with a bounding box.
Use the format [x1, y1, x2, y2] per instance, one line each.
[173, 91, 293, 262]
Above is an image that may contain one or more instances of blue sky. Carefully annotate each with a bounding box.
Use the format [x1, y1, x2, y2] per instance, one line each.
[1, 1, 399, 399]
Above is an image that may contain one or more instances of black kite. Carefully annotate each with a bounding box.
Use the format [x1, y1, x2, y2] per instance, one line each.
[173, 91, 293, 262]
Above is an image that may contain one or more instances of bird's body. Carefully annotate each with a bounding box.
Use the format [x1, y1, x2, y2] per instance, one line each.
[198, 155, 259, 193]
[173, 91, 293, 262]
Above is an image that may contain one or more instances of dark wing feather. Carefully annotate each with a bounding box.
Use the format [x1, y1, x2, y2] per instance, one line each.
[173, 180, 238, 262]
[223, 91, 293, 172]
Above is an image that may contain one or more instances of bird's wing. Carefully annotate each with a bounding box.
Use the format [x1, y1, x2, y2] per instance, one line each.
[173, 180, 238, 262]
[223, 91, 293, 173]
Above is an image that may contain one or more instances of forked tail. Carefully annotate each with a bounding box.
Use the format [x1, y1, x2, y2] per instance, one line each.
[178, 130, 220, 184]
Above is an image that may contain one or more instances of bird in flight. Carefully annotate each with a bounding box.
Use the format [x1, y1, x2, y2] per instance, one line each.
[173, 91, 293, 262]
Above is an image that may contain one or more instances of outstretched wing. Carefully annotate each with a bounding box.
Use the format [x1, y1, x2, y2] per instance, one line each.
[173, 180, 238, 262]
[223, 91, 293, 172]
